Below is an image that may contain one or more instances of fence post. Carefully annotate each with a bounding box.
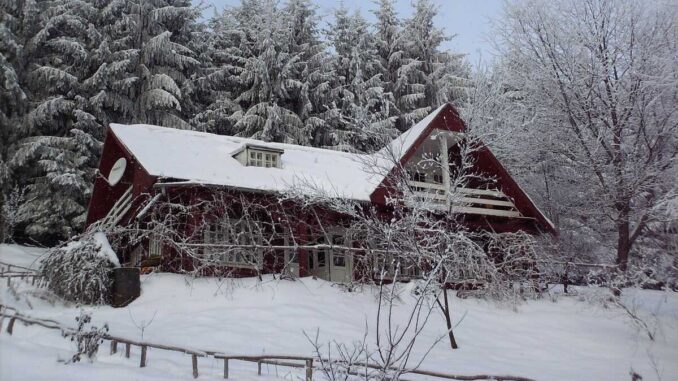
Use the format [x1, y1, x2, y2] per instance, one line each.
[7, 317, 16, 335]
[140, 345, 147, 367]
[223, 359, 229, 379]
[306, 359, 313, 381]
[192, 354, 199, 379]
[110, 340, 118, 355]
[563, 262, 570, 294]
[257, 361, 262, 375]
[125, 343, 131, 358]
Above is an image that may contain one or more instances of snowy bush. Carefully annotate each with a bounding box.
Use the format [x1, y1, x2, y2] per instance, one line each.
[40, 232, 120, 305]
[63, 311, 109, 363]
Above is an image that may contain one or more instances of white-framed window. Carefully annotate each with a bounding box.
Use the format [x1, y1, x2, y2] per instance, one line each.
[247, 149, 281, 168]
[409, 171, 426, 183]
[149, 234, 163, 258]
[380, 255, 420, 279]
[202, 219, 264, 269]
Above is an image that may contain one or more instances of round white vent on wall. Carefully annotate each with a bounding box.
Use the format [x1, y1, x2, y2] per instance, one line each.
[108, 158, 127, 186]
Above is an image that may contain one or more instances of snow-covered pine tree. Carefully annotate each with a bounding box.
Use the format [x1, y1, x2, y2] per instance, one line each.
[371, 0, 402, 124]
[282, 0, 334, 146]
[189, 9, 242, 134]
[226, 0, 309, 144]
[193, 0, 327, 139]
[323, 6, 396, 152]
[397, 0, 469, 129]
[0, 0, 33, 238]
[10, 131, 101, 244]
[0, 0, 31, 157]
[3, 0, 106, 244]
[93, 0, 200, 129]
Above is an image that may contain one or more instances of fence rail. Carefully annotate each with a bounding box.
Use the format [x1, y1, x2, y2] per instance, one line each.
[0, 260, 38, 273]
[0, 269, 42, 286]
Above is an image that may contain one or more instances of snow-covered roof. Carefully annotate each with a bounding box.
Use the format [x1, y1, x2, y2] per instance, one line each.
[110, 124, 381, 201]
[109, 107, 447, 202]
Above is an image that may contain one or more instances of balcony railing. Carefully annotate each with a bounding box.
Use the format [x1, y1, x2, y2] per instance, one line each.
[407, 180, 523, 218]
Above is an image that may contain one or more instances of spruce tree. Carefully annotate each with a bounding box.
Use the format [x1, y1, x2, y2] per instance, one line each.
[93, 0, 200, 129]
[189, 10, 241, 134]
[226, 0, 308, 144]
[283, 0, 332, 145]
[1, 0, 38, 241]
[371, 0, 401, 123]
[397, 0, 469, 128]
[324, 6, 396, 152]
[4, 0, 103, 243]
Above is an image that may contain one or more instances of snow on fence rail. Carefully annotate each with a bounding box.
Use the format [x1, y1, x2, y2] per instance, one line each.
[0, 260, 38, 273]
[0, 305, 537, 381]
[0, 261, 42, 286]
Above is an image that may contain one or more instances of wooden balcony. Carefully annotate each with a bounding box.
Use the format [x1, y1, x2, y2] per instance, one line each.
[407, 180, 523, 218]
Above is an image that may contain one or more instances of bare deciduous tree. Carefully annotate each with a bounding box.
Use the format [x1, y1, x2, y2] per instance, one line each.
[493, 0, 678, 287]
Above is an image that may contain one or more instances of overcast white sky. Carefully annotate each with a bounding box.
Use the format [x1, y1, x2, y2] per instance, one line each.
[198, 0, 504, 66]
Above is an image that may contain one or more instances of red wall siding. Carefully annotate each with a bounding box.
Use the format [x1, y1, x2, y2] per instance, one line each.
[85, 127, 158, 227]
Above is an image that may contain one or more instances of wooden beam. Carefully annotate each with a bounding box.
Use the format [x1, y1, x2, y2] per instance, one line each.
[7, 317, 16, 335]
[408, 181, 510, 199]
[192, 354, 199, 379]
[439, 132, 451, 209]
[305, 359, 313, 381]
[450, 206, 522, 218]
[140, 345, 147, 367]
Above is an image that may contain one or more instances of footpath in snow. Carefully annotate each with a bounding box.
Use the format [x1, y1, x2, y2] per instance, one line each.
[1, 243, 677, 381]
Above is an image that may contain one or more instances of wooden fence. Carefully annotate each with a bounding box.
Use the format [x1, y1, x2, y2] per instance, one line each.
[0, 260, 38, 273]
[0, 305, 315, 380]
[0, 304, 536, 381]
[0, 261, 41, 286]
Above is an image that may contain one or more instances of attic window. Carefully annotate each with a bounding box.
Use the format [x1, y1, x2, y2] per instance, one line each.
[235, 144, 284, 168]
[249, 150, 279, 168]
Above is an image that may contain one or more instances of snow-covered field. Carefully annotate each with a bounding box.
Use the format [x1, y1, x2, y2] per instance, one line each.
[1, 244, 677, 381]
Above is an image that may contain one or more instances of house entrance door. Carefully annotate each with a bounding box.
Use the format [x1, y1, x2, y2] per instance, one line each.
[308, 236, 329, 279]
[308, 249, 328, 279]
[308, 234, 352, 283]
[328, 233, 351, 283]
[329, 251, 351, 283]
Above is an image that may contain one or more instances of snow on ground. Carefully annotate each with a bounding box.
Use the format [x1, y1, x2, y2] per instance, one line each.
[0, 244, 45, 270]
[1, 244, 677, 381]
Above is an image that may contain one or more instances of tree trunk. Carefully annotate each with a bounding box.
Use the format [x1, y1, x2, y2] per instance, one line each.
[616, 219, 631, 273]
[612, 210, 631, 297]
[442, 288, 459, 349]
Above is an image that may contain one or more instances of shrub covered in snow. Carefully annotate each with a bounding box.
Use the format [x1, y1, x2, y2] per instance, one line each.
[40, 231, 120, 305]
[63, 311, 109, 363]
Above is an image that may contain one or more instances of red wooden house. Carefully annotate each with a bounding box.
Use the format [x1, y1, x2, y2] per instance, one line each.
[86, 104, 555, 282]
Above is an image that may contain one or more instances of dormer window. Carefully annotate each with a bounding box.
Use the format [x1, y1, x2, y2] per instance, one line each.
[248, 150, 279, 168]
[234, 144, 283, 168]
